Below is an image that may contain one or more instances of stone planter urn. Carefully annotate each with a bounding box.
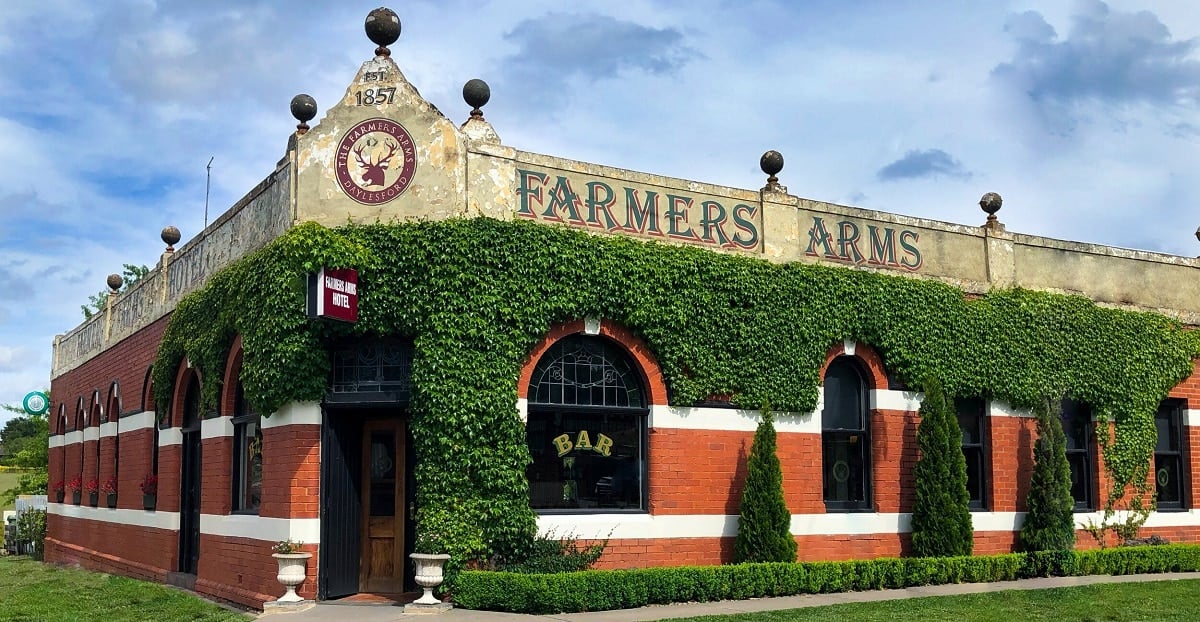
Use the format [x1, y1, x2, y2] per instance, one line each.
[410, 553, 451, 605]
[272, 552, 312, 603]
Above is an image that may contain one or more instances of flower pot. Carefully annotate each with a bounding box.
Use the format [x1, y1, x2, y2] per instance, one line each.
[142, 494, 156, 511]
[272, 552, 312, 603]
[88, 492, 99, 507]
[55, 491, 64, 504]
[72, 491, 81, 505]
[410, 553, 451, 605]
[106, 493, 117, 509]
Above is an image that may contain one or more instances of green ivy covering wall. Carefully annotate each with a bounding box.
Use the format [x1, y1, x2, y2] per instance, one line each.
[153, 218, 1200, 569]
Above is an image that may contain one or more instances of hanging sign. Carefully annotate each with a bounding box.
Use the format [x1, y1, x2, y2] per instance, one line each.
[22, 391, 49, 416]
[307, 268, 359, 323]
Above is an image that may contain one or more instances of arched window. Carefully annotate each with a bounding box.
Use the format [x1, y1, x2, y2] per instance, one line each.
[232, 381, 262, 513]
[822, 356, 871, 510]
[525, 335, 648, 512]
[1061, 398, 1094, 510]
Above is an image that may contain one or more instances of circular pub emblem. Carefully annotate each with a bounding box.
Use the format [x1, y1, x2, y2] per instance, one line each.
[335, 118, 417, 205]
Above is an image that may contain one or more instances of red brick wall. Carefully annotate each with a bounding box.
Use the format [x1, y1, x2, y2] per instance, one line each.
[196, 536, 317, 605]
[261, 424, 321, 519]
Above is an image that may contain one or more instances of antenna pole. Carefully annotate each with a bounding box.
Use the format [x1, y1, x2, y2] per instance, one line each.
[204, 156, 214, 228]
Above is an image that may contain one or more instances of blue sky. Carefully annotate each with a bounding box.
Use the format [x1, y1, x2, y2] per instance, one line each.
[1, 0, 1198, 427]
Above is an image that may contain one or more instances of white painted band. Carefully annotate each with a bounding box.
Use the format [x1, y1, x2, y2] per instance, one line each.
[989, 401, 1034, 418]
[1184, 410, 1200, 427]
[49, 435, 64, 449]
[65, 431, 82, 446]
[48, 504, 320, 542]
[83, 427, 99, 442]
[99, 422, 118, 438]
[649, 405, 820, 434]
[263, 402, 321, 428]
[121, 411, 157, 432]
[517, 398, 528, 424]
[870, 390, 922, 412]
[159, 428, 183, 447]
[201, 417, 235, 440]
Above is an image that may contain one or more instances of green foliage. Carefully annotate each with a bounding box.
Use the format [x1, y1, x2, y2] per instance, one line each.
[734, 409, 797, 563]
[150, 218, 1200, 579]
[491, 532, 607, 574]
[81, 263, 151, 319]
[454, 545, 1200, 613]
[1, 399, 48, 505]
[14, 509, 46, 560]
[910, 379, 973, 557]
[1020, 398, 1076, 552]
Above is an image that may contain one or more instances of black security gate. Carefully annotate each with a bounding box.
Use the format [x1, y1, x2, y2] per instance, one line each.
[179, 380, 202, 575]
[319, 413, 362, 599]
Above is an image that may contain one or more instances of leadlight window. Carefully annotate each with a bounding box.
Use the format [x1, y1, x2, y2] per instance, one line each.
[956, 398, 987, 510]
[330, 340, 414, 402]
[232, 382, 262, 514]
[1062, 399, 1094, 511]
[526, 335, 648, 512]
[1155, 399, 1186, 510]
[822, 356, 871, 511]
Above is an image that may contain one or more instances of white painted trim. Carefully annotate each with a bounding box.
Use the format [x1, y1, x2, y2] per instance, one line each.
[842, 338, 856, 356]
[99, 422, 118, 438]
[517, 398, 528, 424]
[120, 411, 156, 432]
[159, 428, 183, 447]
[973, 512, 1023, 532]
[49, 503, 179, 531]
[538, 513, 736, 540]
[1185, 410, 1200, 427]
[989, 400, 1034, 418]
[64, 431, 82, 446]
[263, 401, 321, 428]
[83, 427, 99, 442]
[201, 416, 235, 440]
[199, 514, 320, 543]
[870, 389, 922, 412]
[649, 405, 820, 434]
[49, 435, 64, 449]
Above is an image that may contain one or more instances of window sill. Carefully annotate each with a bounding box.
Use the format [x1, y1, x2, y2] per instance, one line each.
[822, 506, 876, 513]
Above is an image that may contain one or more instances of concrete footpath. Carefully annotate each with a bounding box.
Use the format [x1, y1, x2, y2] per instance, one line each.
[256, 571, 1200, 621]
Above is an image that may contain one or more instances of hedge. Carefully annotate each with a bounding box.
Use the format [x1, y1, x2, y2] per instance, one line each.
[453, 545, 1200, 613]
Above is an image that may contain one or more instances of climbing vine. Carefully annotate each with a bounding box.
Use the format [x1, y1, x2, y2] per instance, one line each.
[154, 218, 1200, 571]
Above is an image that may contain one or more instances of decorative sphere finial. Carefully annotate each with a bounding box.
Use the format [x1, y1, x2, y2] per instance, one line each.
[161, 225, 181, 252]
[290, 94, 317, 135]
[107, 273, 123, 293]
[1195, 225, 1200, 243]
[980, 192, 1003, 224]
[760, 150, 784, 192]
[463, 79, 491, 119]
[365, 7, 401, 57]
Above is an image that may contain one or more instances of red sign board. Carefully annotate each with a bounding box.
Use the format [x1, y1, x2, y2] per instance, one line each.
[309, 268, 358, 322]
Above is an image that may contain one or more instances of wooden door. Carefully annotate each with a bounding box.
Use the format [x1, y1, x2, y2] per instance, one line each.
[359, 419, 405, 593]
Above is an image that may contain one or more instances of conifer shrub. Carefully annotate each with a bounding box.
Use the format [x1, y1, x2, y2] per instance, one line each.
[1020, 397, 1077, 552]
[910, 378, 974, 557]
[733, 409, 797, 563]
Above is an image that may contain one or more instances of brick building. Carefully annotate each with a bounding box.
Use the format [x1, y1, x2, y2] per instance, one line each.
[45, 8, 1200, 610]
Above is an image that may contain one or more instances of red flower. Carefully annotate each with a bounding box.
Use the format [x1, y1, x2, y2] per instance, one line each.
[84, 479, 100, 494]
[66, 476, 83, 492]
[139, 473, 158, 495]
[101, 476, 118, 495]
[51, 480, 65, 493]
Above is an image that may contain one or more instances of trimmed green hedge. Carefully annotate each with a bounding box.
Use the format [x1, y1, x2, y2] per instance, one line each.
[453, 545, 1200, 613]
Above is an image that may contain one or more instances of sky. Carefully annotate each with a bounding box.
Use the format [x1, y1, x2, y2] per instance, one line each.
[1, 0, 1198, 428]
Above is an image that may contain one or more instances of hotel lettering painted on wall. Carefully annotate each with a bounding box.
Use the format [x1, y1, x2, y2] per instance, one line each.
[516, 168, 922, 270]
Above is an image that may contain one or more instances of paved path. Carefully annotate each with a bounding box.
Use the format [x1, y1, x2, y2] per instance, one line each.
[256, 571, 1200, 621]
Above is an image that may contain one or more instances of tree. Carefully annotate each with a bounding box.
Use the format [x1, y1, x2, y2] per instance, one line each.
[734, 408, 797, 563]
[1020, 397, 1076, 552]
[81, 263, 151, 319]
[910, 378, 974, 557]
[1, 396, 49, 505]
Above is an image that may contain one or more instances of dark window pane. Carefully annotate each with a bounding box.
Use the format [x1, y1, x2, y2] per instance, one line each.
[823, 432, 868, 508]
[823, 358, 864, 431]
[964, 447, 985, 508]
[529, 336, 644, 408]
[1155, 455, 1183, 507]
[1066, 451, 1091, 509]
[955, 398, 984, 445]
[526, 410, 644, 510]
[1155, 402, 1181, 452]
[368, 431, 396, 517]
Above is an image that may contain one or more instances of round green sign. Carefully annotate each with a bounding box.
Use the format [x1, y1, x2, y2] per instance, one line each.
[22, 391, 49, 416]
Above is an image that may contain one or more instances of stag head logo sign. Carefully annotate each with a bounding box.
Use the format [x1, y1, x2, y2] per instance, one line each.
[335, 118, 418, 205]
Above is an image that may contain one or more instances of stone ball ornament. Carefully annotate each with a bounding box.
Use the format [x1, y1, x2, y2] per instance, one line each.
[760, 150, 784, 177]
[107, 273, 124, 292]
[365, 7, 401, 55]
[290, 94, 317, 123]
[463, 79, 491, 112]
[162, 225, 181, 248]
[979, 192, 1003, 217]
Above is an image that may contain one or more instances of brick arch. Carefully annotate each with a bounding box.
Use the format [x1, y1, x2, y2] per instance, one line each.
[106, 380, 122, 421]
[75, 396, 85, 430]
[90, 390, 103, 425]
[55, 403, 67, 435]
[820, 340, 888, 389]
[220, 335, 245, 417]
[518, 319, 668, 406]
[171, 360, 203, 428]
[141, 366, 155, 412]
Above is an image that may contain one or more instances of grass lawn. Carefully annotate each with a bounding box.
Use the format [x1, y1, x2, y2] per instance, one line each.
[0, 556, 252, 621]
[675, 579, 1200, 621]
[0, 472, 21, 512]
